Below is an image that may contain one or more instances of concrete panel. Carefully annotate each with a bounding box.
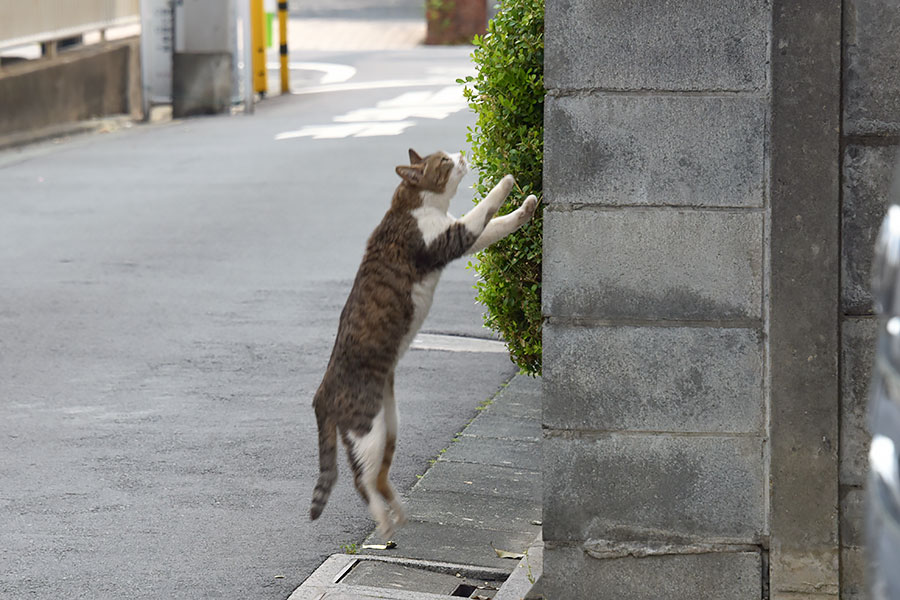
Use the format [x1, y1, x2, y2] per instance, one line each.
[543, 546, 761, 600]
[0, 39, 140, 137]
[172, 52, 233, 118]
[405, 490, 541, 533]
[545, 0, 768, 92]
[769, 1, 842, 596]
[360, 519, 535, 571]
[841, 546, 866, 600]
[543, 209, 763, 321]
[438, 436, 539, 469]
[545, 95, 766, 208]
[840, 486, 865, 549]
[544, 324, 764, 434]
[842, 144, 897, 315]
[414, 461, 540, 501]
[483, 375, 541, 419]
[844, 0, 900, 134]
[176, 0, 235, 53]
[841, 317, 877, 487]
[543, 434, 765, 542]
[461, 415, 540, 442]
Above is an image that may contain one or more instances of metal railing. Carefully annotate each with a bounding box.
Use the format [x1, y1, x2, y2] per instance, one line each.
[0, 0, 140, 51]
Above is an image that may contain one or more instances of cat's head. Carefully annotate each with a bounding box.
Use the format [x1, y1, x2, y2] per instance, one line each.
[395, 149, 467, 207]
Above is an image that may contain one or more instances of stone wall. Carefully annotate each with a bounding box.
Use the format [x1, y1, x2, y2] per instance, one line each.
[543, 0, 900, 597]
[542, 0, 770, 597]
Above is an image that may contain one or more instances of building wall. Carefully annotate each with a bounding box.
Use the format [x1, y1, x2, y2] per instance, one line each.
[542, 0, 900, 597]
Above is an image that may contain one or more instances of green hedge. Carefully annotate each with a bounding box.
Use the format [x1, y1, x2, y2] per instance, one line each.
[460, 0, 544, 375]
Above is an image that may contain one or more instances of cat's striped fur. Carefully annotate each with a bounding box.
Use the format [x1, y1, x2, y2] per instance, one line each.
[309, 149, 538, 538]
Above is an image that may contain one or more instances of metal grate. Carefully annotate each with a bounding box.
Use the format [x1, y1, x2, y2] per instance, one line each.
[451, 583, 478, 597]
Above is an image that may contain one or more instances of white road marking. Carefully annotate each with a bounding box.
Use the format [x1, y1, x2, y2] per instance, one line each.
[265, 61, 357, 84]
[275, 121, 415, 140]
[410, 333, 507, 353]
[290, 77, 464, 95]
[275, 86, 468, 141]
[335, 87, 466, 122]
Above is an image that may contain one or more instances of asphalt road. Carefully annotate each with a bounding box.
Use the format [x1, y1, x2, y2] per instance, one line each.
[0, 46, 517, 599]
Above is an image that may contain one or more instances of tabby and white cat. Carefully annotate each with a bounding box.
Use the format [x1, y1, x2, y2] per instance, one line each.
[309, 149, 538, 538]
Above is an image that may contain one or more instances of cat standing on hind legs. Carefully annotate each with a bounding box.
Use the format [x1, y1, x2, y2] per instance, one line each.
[309, 148, 539, 539]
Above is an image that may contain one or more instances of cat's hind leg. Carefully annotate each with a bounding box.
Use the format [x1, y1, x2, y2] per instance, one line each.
[346, 408, 395, 539]
[378, 372, 407, 529]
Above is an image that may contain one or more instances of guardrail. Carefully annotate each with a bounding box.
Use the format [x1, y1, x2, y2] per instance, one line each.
[0, 0, 140, 52]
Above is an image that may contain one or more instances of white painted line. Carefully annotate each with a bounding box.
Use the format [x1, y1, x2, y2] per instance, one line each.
[274, 87, 466, 140]
[411, 333, 507, 353]
[265, 61, 357, 84]
[275, 120, 415, 140]
[333, 86, 466, 123]
[290, 77, 464, 95]
[351, 121, 417, 137]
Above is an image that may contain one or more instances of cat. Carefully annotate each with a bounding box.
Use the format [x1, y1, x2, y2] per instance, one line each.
[309, 148, 539, 539]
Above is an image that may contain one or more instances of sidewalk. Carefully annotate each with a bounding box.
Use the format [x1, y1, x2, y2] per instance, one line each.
[289, 374, 543, 600]
[287, 18, 424, 51]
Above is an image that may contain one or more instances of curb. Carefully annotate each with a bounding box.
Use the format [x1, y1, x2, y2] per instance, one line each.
[287, 537, 541, 600]
[0, 115, 138, 153]
[290, 374, 543, 599]
[287, 554, 511, 600]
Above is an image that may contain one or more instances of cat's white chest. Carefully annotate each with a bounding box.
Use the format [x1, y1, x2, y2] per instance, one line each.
[411, 271, 441, 319]
[411, 206, 455, 245]
[396, 206, 454, 358]
[399, 271, 441, 358]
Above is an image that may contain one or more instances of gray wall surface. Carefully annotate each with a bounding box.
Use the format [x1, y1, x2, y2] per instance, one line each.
[543, 0, 769, 597]
[543, 0, 900, 598]
[0, 38, 141, 137]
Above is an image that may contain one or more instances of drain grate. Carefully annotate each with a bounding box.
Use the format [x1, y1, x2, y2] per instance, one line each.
[336, 558, 501, 597]
[451, 583, 478, 597]
[289, 554, 509, 599]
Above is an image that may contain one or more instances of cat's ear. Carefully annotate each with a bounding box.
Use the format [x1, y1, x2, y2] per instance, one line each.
[396, 164, 424, 185]
[408, 148, 424, 164]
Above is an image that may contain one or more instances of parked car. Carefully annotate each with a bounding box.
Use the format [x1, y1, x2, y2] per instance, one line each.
[867, 197, 900, 599]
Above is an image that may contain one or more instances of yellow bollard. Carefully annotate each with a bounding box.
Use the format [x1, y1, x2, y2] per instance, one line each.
[250, 0, 267, 95]
[278, 0, 289, 94]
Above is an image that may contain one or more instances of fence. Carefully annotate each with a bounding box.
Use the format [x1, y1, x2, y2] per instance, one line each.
[0, 0, 140, 51]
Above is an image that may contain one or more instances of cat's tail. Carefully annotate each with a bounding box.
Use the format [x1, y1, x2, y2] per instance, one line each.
[310, 409, 338, 521]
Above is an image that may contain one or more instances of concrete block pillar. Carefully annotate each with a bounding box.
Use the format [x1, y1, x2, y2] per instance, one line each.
[769, 3, 842, 598]
[542, 1, 771, 597]
[543, 0, 900, 598]
[172, 0, 235, 117]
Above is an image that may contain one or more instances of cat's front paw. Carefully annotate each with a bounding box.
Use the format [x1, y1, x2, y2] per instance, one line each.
[498, 174, 515, 195]
[522, 194, 539, 218]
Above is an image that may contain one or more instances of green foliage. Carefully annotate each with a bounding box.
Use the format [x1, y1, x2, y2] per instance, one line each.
[425, 0, 455, 33]
[460, 0, 544, 374]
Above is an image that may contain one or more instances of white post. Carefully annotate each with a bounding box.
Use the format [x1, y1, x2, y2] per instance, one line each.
[235, 0, 254, 113]
[139, 0, 175, 120]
